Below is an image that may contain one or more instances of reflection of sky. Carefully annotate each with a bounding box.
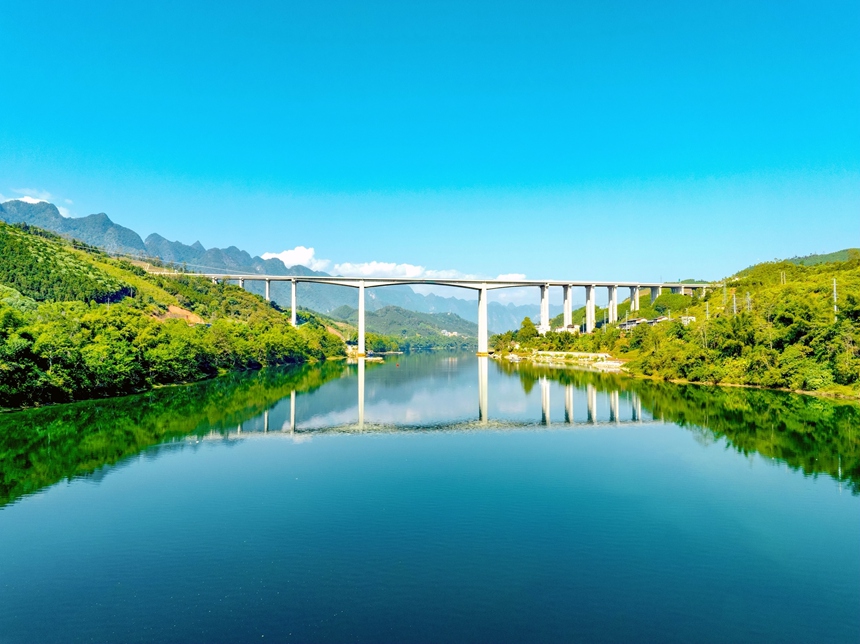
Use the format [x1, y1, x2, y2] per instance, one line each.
[240, 355, 653, 432]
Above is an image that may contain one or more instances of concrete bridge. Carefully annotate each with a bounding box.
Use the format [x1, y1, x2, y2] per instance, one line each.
[172, 272, 709, 356]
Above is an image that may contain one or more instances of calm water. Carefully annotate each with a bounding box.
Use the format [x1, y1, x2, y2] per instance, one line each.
[1, 354, 858, 643]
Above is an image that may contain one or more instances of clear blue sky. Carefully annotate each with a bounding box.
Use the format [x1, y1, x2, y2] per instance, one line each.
[1, 0, 858, 285]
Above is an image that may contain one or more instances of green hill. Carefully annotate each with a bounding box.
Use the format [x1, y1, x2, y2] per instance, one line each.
[331, 305, 477, 336]
[330, 305, 478, 351]
[0, 223, 345, 409]
[0, 222, 132, 302]
[498, 254, 860, 396]
[787, 248, 860, 267]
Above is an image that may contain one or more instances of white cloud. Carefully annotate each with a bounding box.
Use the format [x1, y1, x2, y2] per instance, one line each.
[64, 199, 73, 205]
[57, 206, 72, 217]
[260, 250, 541, 304]
[261, 246, 331, 271]
[3, 195, 48, 205]
[13, 188, 52, 201]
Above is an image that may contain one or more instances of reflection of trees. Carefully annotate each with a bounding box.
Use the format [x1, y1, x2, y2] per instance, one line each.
[495, 359, 860, 494]
[0, 362, 348, 507]
[3, 357, 857, 507]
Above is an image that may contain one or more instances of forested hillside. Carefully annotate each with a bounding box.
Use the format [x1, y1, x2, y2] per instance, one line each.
[495, 255, 860, 396]
[330, 305, 478, 351]
[0, 223, 132, 302]
[0, 223, 344, 409]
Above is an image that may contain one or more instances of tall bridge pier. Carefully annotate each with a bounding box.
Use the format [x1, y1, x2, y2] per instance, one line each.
[196, 273, 709, 356]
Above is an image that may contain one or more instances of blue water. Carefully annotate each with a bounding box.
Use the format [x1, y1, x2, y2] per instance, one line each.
[1, 354, 858, 643]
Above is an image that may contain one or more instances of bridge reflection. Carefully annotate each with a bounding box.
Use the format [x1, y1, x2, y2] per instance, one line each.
[221, 356, 655, 440]
[4, 353, 856, 508]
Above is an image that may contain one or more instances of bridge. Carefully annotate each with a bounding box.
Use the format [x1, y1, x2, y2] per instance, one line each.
[157, 271, 710, 356]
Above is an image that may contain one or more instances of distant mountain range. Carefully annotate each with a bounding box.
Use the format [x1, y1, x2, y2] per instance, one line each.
[0, 199, 556, 332]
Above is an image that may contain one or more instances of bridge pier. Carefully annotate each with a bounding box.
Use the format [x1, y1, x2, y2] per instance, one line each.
[478, 356, 488, 424]
[239, 278, 245, 289]
[587, 384, 597, 423]
[651, 286, 661, 303]
[631, 392, 642, 422]
[539, 284, 550, 333]
[477, 283, 488, 356]
[671, 286, 683, 295]
[608, 285, 618, 324]
[609, 390, 620, 423]
[265, 279, 271, 302]
[291, 279, 297, 327]
[629, 286, 640, 312]
[357, 280, 366, 357]
[563, 285, 572, 327]
[564, 384, 574, 423]
[586, 285, 596, 333]
[358, 358, 365, 429]
[541, 377, 551, 425]
[290, 390, 296, 434]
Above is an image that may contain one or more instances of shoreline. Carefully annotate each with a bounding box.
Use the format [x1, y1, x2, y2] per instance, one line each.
[495, 350, 860, 403]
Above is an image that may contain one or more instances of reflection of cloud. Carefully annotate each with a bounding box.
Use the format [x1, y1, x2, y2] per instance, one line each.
[496, 399, 529, 414]
[262, 246, 331, 271]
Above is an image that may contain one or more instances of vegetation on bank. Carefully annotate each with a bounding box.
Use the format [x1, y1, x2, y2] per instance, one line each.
[0, 222, 345, 409]
[492, 255, 860, 396]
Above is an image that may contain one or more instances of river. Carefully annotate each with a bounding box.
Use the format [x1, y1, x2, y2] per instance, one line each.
[1, 353, 858, 643]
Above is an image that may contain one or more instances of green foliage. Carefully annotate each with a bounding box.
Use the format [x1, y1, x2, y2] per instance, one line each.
[628, 257, 860, 393]
[787, 248, 860, 267]
[336, 305, 478, 352]
[0, 222, 132, 303]
[519, 316, 538, 340]
[0, 223, 346, 408]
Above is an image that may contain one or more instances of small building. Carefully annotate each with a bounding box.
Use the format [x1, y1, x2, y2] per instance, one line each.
[648, 316, 670, 326]
[618, 318, 648, 331]
[680, 316, 697, 326]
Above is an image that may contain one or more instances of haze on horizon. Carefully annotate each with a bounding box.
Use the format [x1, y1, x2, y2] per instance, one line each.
[1, 0, 858, 295]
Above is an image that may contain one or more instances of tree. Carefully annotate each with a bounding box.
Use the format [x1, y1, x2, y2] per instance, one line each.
[519, 317, 538, 341]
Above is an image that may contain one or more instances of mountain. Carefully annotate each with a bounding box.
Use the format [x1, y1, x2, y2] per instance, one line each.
[0, 200, 146, 255]
[0, 199, 562, 331]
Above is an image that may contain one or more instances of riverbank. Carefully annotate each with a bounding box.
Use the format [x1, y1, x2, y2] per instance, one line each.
[495, 350, 860, 402]
[493, 350, 626, 373]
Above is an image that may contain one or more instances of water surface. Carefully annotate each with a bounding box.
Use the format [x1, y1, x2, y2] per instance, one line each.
[1, 354, 858, 643]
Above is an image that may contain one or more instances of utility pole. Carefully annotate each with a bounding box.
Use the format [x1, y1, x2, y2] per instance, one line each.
[746, 292, 751, 312]
[706, 301, 710, 320]
[733, 292, 737, 315]
[834, 278, 838, 323]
